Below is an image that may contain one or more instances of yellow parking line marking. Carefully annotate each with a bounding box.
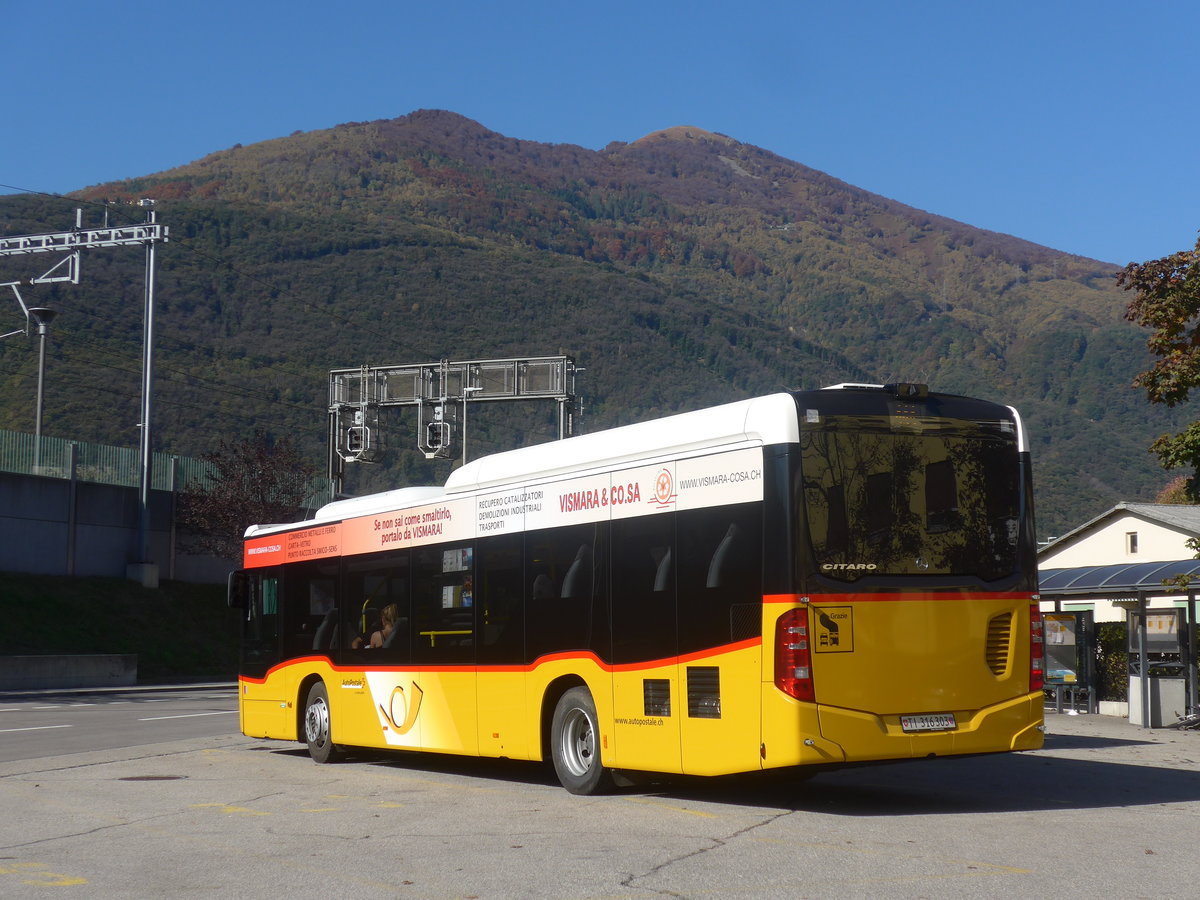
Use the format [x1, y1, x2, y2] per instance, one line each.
[624, 797, 717, 818]
[0, 862, 88, 887]
[191, 802, 270, 816]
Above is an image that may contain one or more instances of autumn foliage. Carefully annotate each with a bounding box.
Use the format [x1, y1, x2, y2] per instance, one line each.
[1121, 234, 1200, 496]
[178, 430, 319, 560]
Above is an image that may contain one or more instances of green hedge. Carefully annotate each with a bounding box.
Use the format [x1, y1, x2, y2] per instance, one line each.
[0, 573, 239, 682]
[1095, 622, 1128, 702]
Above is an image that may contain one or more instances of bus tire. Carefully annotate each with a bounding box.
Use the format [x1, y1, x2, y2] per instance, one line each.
[304, 681, 342, 764]
[550, 687, 613, 795]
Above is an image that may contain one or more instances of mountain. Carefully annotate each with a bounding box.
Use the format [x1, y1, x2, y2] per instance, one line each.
[0, 110, 1185, 537]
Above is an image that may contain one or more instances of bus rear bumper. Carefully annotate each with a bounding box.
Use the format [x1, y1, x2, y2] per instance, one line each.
[816, 693, 1045, 762]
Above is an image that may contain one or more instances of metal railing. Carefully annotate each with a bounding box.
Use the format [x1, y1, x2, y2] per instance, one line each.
[0, 429, 332, 507]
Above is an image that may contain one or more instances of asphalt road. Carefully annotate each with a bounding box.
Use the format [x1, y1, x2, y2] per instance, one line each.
[0, 686, 238, 763]
[1, 693, 1198, 899]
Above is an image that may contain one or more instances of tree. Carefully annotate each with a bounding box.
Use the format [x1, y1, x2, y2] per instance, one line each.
[1120, 233, 1200, 497]
[1155, 475, 1193, 505]
[178, 430, 319, 560]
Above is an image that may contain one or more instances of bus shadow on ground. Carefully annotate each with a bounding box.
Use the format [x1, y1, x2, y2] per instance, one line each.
[653, 749, 1200, 815]
[271, 745, 563, 787]
[269, 740, 1200, 816]
[1040, 732, 1158, 751]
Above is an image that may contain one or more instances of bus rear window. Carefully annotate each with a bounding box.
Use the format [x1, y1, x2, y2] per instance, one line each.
[800, 416, 1021, 583]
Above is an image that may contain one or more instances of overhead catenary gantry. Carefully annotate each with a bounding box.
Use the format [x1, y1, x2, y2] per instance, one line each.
[328, 356, 578, 494]
[0, 204, 167, 329]
[0, 202, 169, 584]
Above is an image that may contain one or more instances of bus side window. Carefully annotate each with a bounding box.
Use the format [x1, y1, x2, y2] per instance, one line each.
[342, 550, 411, 661]
[525, 524, 607, 663]
[312, 608, 339, 650]
[653, 548, 673, 592]
[477, 532, 523, 665]
[280, 561, 339, 661]
[560, 544, 591, 599]
[611, 513, 676, 665]
[705, 523, 739, 588]
[412, 545, 474, 663]
[240, 570, 282, 674]
[677, 502, 762, 655]
[227, 570, 250, 609]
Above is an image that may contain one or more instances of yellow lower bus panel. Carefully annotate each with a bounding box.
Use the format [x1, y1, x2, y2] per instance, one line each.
[815, 693, 1044, 763]
[240, 650, 1042, 780]
[238, 676, 296, 741]
[759, 685, 847, 770]
[605, 642, 766, 777]
[758, 688, 1043, 771]
[243, 658, 613, 765]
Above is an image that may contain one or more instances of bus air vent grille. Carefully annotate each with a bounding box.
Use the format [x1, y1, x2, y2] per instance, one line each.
[986, 612, 1013, 675]
[643, 679, 671, 717]
[687, 666, 722, 719]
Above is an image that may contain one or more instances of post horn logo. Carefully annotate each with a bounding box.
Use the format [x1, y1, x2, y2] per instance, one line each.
[379, 682, 424, 735]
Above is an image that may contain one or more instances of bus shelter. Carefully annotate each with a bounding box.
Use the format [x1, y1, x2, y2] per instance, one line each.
[1038, 560, 1200, 728]
[1042, 609, 1096, 714]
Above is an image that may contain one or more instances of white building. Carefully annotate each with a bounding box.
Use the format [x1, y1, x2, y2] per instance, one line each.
[1039, 502, 1200, 724]
[1039, 502, 1200, 622]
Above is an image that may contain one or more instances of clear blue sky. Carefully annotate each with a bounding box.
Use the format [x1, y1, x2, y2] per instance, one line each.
[4, 0, 1197, 264]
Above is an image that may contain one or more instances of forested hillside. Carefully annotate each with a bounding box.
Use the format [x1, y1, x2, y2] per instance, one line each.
[0, 110, 1183, 536]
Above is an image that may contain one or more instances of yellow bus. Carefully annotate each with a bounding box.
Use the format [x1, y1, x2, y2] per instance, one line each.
[230, 383, 1044, 794]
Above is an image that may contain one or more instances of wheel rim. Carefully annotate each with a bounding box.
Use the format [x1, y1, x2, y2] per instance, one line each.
[558, 706, 594, 778]
[306, 696, 331, 747]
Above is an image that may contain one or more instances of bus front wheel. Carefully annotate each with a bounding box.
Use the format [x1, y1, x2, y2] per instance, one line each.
[550, 687, 614, 795]
[304, 681, 342, 764]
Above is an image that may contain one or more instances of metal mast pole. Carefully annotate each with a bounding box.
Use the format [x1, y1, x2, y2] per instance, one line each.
[33, 314, 50, 470]
[136, 204, 158, 575]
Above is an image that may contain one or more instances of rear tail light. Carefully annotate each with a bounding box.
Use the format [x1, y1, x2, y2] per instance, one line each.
[775, 607, 815, 702]
[1029, 602, 1045, 693]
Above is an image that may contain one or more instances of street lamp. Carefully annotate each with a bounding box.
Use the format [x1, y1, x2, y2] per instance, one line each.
[28, 307, 57, 474]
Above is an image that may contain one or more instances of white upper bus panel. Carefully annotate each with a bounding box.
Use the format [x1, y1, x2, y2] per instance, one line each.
[444, 393, 800, 496]
[312, 485, 447, 523]
[244, 485, 446, 538]
[245, 386, 1025, 539]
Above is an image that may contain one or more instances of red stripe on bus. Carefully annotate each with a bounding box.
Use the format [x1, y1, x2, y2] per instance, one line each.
[810, 591, 1034, 602]
[765, 591, 1033, 604]
[238, 639, 762, 683]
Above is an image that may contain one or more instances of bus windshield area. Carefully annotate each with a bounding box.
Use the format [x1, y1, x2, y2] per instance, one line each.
[799, 414, 1022, 584]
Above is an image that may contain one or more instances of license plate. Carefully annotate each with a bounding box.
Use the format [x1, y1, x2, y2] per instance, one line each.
[900, 713, 956, 732]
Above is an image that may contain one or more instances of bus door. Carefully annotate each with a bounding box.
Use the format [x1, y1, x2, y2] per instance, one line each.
[676, 503, 764, 776]
[229, 567, 292, 738]
[475, 533, 528, 760]
[410, 544, 478, 755]
[525, 523, 612, 763]
[610, 513, 682, 774]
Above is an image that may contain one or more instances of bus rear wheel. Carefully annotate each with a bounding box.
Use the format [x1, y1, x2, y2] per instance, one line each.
[304, 681, 342, 764]
[551, 687, 614, 795]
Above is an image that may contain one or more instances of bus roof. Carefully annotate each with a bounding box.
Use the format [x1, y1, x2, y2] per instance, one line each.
[443, 392, 799, 496]
[244, 485, 447, 537]
[246, 385, 1024, 538]
[245, 393, 798, 537]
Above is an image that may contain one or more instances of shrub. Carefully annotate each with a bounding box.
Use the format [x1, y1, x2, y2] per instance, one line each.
[1095, 622, 1128, 702]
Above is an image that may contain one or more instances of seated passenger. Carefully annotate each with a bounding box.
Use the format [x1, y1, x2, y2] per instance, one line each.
[368, 603, 399, 649]
[350, 609, 381, 649]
